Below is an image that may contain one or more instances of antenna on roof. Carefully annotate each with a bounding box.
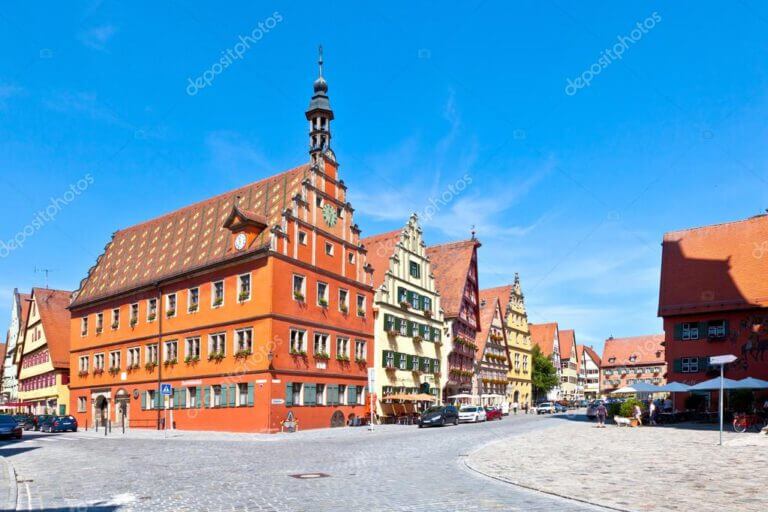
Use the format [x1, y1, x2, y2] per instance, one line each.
[470, 225, 476, 240]
[34, 267, 53, 289]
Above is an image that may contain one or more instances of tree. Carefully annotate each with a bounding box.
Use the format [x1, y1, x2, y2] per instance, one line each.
[531, 345, 559, 401]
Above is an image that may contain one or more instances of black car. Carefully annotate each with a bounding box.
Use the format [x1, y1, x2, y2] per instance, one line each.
[418, 405, 459, 428]
[0, 415, 22, 439]
[12, 414, 34, 430]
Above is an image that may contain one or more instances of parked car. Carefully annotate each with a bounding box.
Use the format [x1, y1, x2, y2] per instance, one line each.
[536, 402, 556, 414]
[0, 415, 22, 439]
[33, 415, 54, 431]
[484, 407, 503, 421]
[577, 399, 590, 408]
[458, 405, 487, 423]
[12, 414, 35, 430]
[39, 415, 78, 433]
[500, 402, 510, 415]
[586, 400, 604, 419]
[554, 403, 568, 413]
[417, 405, 459, 428]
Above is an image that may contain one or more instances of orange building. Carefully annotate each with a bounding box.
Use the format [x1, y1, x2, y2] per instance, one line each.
[426, 239, 481, 398]
[600, 335, 666, 395]
[68, 54, 375, 432]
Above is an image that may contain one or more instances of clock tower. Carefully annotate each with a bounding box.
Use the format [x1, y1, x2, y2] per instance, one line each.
[306, 46, 335, 166]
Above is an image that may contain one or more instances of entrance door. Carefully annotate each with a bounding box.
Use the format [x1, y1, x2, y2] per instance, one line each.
[115, 399, 129, 428]
[95, 396, 109, 428]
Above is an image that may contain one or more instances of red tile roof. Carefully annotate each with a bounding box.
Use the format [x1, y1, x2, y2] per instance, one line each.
[30, 288, 72, 368]
[477, 291, 502, 357]
[0, 343, 6, 370]
[426, 240, 478, 318]
[17, 292, 31, 340]
[530, 322, 558, 357]
[659, 215, 768, 316]
[72, 164, 310, 307]
[360, 229, 402, 289]
[559, 329, 576, 360]
[480, 285, 513, 316]
[602, 334, 665, 368]
[579, 344, 602, 367]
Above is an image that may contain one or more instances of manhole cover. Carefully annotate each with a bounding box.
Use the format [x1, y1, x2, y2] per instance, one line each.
[289, 473, 330, 479]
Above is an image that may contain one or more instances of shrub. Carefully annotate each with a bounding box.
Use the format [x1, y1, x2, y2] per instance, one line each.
[618, 398, 645, 418]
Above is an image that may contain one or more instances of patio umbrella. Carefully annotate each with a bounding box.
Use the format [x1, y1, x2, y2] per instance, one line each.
[733, 377, 768, 389]
[611, 382, 659, 394]
[687, 377, 742, 391]
[655, 382, 690, 392]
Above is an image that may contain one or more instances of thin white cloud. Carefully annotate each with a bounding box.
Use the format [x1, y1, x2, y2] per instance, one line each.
[78, 24, 117, 52]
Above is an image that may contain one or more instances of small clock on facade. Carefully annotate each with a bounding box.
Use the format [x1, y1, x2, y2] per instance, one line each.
[234, 232, 247, 251]
[322, 203, 338, 227]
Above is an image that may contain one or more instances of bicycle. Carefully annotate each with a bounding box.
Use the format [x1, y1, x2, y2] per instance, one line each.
[731, 413, 767, 433]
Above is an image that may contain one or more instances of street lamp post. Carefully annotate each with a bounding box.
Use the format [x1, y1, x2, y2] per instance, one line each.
[709, 354, 738, 446]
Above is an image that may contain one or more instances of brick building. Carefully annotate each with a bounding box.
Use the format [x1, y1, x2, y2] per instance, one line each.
[68, 53, 375, 432]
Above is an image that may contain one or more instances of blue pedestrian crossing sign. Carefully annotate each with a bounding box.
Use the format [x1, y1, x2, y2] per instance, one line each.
[160, 383, 172, 396]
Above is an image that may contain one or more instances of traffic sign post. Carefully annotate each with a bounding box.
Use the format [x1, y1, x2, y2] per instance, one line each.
[367, 368, 376, 431]
[160, 384, 173, 431]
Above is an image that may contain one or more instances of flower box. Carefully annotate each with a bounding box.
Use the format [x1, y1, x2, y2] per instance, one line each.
[130, 318, 138, 327]
[423, 310, 432, 318]
[126, 364, 140, 371]
[399, 301, 410, 310]
[318, 298, 328, 308]
[144, 362, 157, 372]
[95, 327, 103, 335]
[208, 352, 225, 362]
[184, 356, 200, 364]
[293, 291, 305, 302]
[212, 298, 223, 307]
[78, 370, 89, 377]
[111, 322, 119, 330]
[386, 329, 398, 337]
[357, 310, 365, 317]
[355, 357, 366, 364]
[147, 314, 156, 322]
[234, 349, 252, 359]
[413, 335, 423, 343]
[188, 304, 198, 313]
[166, 309, 175, 318]
[163, 358, 177, 367]
[290, 349, 307, 357]
[336, 354, 350, 362]
[239, 291, 250, 302]
[339, 305, 348, 314]
[314, 352, 330, 361]
[108, 367, 120, 376]
[93, 368, 104, 375]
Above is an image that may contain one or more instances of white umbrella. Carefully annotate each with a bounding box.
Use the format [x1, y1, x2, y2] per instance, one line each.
[733, 377, 768, 389]
[655, 382, 690, 392]
[611, 382, 659, 394]
[687, 377, 742, 391]
[446, 393, 474, 399]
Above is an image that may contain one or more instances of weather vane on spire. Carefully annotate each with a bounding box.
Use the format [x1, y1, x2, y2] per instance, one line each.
[318, 45, 324, 78]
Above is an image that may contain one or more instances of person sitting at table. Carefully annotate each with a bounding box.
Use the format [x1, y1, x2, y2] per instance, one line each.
[663, 397, 673, 412]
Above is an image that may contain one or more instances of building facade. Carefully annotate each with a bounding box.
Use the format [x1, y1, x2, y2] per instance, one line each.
[363, 215, 445, 417]
[17, 288, 71, 415]
[426, 239, 481, 400]
[578, 345, 601, 399]
[68, 54, 376, 432]
[475, 291, 511, 406]
[558, 329, 580, 400]
[600, 335, 666, 395]
[1, 289, 30, 403]
[659, 215, 768, 408]
[529, 322, 562, 401]
[502, 277, 533, 408]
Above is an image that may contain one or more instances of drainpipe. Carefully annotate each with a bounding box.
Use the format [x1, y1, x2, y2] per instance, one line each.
[155, 283, 163, 429]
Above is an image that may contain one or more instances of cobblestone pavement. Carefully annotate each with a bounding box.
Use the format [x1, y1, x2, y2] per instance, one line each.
[0, 413, 610, 512]
[467, 417, 768, 512]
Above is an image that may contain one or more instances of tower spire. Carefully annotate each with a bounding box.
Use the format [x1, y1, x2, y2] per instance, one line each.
[306, 45, 334, 165]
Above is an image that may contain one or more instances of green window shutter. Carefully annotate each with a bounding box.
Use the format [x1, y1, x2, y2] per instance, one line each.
[180, 388, 187, 408]
[304, 383, 314, 406]
[394, 317, 402, 330]
[141, 391, 147, 410]
[723, 320, 730, 337]
[155, 391, 162, 409]
[229, 384, 236, 407]
[247, 382, 254, 406]
[673, 323, 682, 341]
[406, 321, 414, 337]
[382, 350, 392, 368]
[673, 358, 682, 373]
[285, 383, 293, 406]
[397, 287, 407, 303]
[204, 386, 211, 408]
[698, 322, 708, 338]
[394, 352, 402, 367]
[405, 354, 412, 368]
[348, 385, 357, 404]
[196, 388, 202, 409]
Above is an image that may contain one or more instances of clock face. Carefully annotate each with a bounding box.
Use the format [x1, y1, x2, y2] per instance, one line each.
[234, 233, 247, 251]
[322, 203, 338, 227]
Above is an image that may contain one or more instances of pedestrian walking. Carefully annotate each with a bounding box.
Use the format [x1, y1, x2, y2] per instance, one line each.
[634, 404, 643, 426]
[596, 402, 607, 428]
[512, 401, 519, 415]
[649, 400, 657, 425]
[523, 402, 529, 414]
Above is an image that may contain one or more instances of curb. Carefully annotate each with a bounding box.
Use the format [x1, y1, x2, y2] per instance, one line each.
[0, 456, 18, 512]
[461, 435, 629, 512]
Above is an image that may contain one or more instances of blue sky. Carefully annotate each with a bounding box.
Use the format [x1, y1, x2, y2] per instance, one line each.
[2, 1, 768, 355]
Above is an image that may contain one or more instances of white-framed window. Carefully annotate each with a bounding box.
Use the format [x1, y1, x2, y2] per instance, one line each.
[164, 340, 178, 362]
[298, 231, 307, 245]
[317, 282, 329, 307]
[356, 294, 366, 316]
[80, 317, 88, 336]
[188, 287, 200, 312]
[238, 273, 251, 302]
[166, 293, 177, 317]
[314, 333, 329, 356]
[96, 312, 104, 332]
[235, 328, 253, 353]
[398, 352, 407, 370]
[316, 383, 326, 405]
[212, 385, 222, 407]
[78, 355, 89, 372]
[109, 350, 121, 370]
[410, 291, 419, 309]
[146, 344, 159, 364]
[336, 337, 349, 359]
[208, 332, 226, 356]
[325, 242, 334, 256]
[356, 386, 364, 405]
[348, 251, 355, 264]
[682, 322, 699, 340]
[409, 261, 421, 278]
[355, 339, 366, 361]
[185, 337, 201, 360]
[291, 382, 303, 405]
[211, 281, 224, 308]
[77, 396, 87, 412]
[681, 357, 699, 373]
[188, 386, 198, 408]
[708, 320, 726, 338]
[147, 298, 158, 322]
[127, 347, 140, 367]
[338, 289, 349, 313]
[384, 351, 395, 367]
[111, 308, 120, 329]
[94, 353, 105, 370]
[399, 319, 408, 336]
[338, 384, 346, 405]
[147, 389, 157, 409]
[290, 329, 306, 354]
[129, 303, 139, 326]
[238, 383, 248, 406]
[292, 274, 306, 301]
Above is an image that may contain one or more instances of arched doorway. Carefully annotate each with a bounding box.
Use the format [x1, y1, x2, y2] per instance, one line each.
[95, 395, 109, 428]
[513, 390, 520, 403]
[330, 410, 344, 428]
[115, 389, 130, 429]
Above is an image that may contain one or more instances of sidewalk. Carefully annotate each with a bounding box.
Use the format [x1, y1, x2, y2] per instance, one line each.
[0, 456, 17, 512]
[467, 420, 768, 512]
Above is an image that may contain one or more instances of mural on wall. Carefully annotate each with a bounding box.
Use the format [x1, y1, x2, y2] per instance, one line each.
[728, 316, 768, 370]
